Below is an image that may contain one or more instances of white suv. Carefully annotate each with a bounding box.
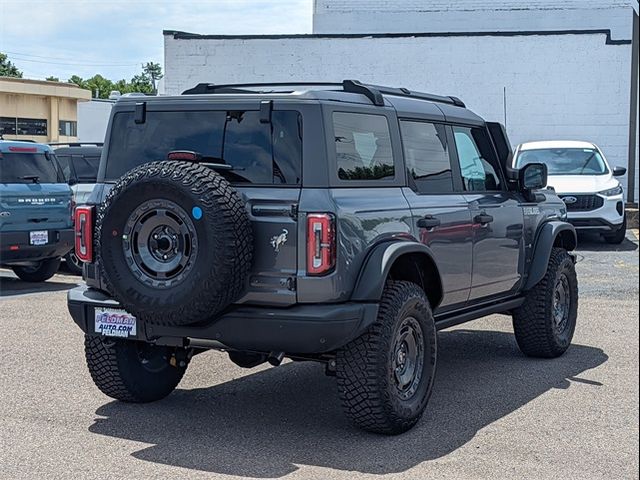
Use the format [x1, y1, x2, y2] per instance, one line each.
[514, 140, 627, 244]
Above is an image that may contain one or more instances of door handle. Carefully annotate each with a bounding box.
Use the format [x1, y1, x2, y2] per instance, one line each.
[417, 215, 441, 229]
[474, 213, 494, 225]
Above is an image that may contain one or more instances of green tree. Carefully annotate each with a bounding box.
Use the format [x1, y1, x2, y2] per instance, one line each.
[45, 76, 59, 82]
[68, 75, 85, 88]
[142, 61, 163, 94]
[0, 52, 23, 78]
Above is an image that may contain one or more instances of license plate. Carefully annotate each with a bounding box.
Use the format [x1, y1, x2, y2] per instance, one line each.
[95, 308, 137, 338]
[29, 230, 48, 246]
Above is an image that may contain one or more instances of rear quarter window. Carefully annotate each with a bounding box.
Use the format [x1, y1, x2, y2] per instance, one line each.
[333, 112, 394, 181]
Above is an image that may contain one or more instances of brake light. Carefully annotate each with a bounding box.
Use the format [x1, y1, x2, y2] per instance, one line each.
[306, 213, 336, 276]
[8, 146, 38, 153]
[168, 150, 202, 161]
[74, 206, 94, 263]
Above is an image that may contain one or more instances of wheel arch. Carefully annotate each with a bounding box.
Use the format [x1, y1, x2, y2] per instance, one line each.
[350, 241, 444, 309]
[524, 221, 577, 290]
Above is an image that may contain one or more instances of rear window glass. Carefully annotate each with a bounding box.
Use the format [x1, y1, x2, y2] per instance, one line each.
[333, 112, 394, 181]
[0, 152, 61, 184]
[72, 155, 100, 181]
[105, 110, 301, 184]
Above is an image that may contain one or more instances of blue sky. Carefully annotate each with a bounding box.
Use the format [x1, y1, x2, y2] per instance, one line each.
[0, 0, 312, 82]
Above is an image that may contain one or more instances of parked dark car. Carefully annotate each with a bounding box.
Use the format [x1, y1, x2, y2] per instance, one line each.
[51, 143, 102, 274]
[67, 80, 577, 434]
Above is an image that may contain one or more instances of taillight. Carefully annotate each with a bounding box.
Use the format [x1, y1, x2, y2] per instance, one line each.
[306, 213, 336, 276]
[74, 206, 94, 263]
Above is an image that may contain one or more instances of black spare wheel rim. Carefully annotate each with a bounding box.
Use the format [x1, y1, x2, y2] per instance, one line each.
[392, 316, 425, 400]
[96, 161, 253, 327]
[123, 199, 197, 288]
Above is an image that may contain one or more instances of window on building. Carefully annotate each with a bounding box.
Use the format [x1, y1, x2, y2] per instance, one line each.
[400, 120, 453, 193]
[333, 112, 394, 181]
[0, 117, 17, 136]
[16, 118, 48, 136]
[452, 126, 503, 192]
[59, 120, 77, 137]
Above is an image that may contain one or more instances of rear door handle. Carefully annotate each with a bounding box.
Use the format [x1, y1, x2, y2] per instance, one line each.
[417, 215, 441, 229]
[474, 213, 494, 225]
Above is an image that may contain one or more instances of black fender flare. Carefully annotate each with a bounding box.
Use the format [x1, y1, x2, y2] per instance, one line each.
[350, 240, 443, 307]
[524, 221, 577, 290]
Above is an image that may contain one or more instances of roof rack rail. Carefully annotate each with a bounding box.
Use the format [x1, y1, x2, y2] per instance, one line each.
[182, 79, 465, 108]
[349, 81, 466, 107]
[182, 82, 342, 95]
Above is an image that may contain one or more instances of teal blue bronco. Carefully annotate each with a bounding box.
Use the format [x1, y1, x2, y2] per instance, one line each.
[0, 140, 74, 281]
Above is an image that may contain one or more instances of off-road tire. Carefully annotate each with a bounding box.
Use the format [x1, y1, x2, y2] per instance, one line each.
[604, 215, 626, 245]
[96, 161, 253, 326]
[336, 281, 437, 435]
[12, 257, 61, 282]
[64, 250, 83, 275]
[513, 248, 578, 358]
[84, 335, 189, 403]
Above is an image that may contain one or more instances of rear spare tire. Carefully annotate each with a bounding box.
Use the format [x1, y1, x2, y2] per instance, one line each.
[96, 161, 252, 326]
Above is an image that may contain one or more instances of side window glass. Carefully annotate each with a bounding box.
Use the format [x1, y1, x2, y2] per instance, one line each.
[400, 120, 453, 193]
[453, 126, 502, 191]
[333, 112, 394, 180]
[55, 154, 73, 182]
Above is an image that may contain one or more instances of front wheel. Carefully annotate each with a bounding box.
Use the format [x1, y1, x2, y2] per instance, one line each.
[12, 257, 61, 282]
[84, 335, 191, 402]
[513, 248, 578, 358]
[336, 280, 437, 434]
[603, 215, 626, 245]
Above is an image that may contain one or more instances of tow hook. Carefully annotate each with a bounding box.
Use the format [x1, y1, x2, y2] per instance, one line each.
[325, 359, 337, 377]
[267, 351, 285, 366]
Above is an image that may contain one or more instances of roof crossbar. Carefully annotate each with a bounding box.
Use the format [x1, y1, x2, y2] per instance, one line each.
[182, 79, 465, 107]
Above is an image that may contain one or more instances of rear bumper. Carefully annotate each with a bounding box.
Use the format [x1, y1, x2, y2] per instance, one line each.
[67, 285, 378, 354]
[0, 228, 74, 264]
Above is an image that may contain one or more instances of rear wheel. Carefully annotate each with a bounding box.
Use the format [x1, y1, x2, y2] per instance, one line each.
[603, 215, 626, 244]
[84, 335, 191, 403]
[64, 250, 84, 275]
[512, 248, 578, 358]
[336, 281, 437, 434]
[12, 257, 61, 282]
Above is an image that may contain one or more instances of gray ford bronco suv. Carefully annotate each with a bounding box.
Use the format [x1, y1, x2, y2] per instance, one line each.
[67, 80, 578, 434]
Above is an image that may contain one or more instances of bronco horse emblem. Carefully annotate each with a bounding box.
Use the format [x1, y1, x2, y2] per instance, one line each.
[270, 229, 288, 252]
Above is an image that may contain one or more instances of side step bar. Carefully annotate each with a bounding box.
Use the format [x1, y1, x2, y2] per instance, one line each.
[434, 297, 524, 331]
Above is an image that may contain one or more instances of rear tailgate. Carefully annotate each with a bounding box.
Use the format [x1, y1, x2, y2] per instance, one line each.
[0, 183, 72, 233]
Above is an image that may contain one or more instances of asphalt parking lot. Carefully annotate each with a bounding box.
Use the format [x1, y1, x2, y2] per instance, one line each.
[1, 232, 638, 480]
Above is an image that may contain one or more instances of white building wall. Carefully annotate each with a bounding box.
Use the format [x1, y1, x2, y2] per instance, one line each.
[77, 100, 113, 143]
[313, 0, 637, 39]
[165, 32, 635, 197]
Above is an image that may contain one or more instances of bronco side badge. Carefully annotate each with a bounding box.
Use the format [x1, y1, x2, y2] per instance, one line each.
[270, 229, 288, 252]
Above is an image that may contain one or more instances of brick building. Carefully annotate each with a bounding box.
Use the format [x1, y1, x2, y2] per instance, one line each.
[163, 0, 639, 202]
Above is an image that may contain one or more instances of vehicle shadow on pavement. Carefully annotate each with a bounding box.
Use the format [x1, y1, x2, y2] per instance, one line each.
[576, 233, 638, 252]
[89, 329, 608, 477]
[0, 275, 78, 297]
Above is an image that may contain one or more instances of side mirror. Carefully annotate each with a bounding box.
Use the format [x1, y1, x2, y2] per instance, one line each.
[612, 166, 627, 177]
[519, 163, 548, 191]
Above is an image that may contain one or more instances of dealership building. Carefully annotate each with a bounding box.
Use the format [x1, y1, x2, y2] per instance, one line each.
[163, 0, 639, 202]
[0, 77, 91, 143]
